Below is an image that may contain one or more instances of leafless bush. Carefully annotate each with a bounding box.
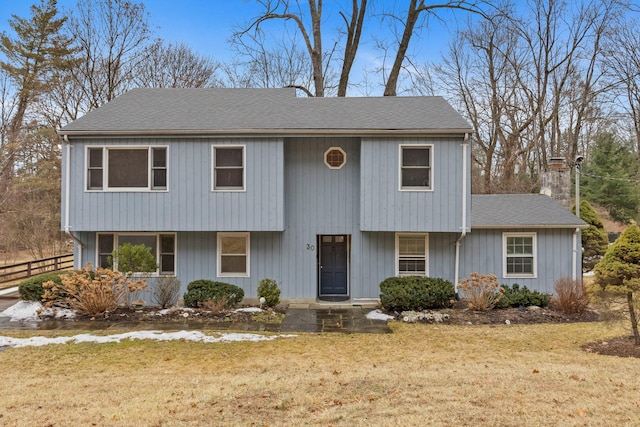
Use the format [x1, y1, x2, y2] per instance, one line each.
[551, 277, 589, 315]
[42, 263, 148, 316]
[151, 276, 181, 308]
[458, 272, 504, 311]
[200, 296, 229, 314]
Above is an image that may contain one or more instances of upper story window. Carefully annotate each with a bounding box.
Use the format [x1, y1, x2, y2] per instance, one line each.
[503, 232, 537, 278]
[213, 145, 245, 191]
[324, 147, 346, 169]
[86, 146, 167, 191]
[399, 144, 432, 190]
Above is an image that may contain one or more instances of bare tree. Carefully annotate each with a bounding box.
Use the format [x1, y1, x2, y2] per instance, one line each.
[434, 0, 623, 193]
[66, 0, 151, 112]
[224, 29, 315, 94]
[134, 40, 220, 88]
[234, 0, 368, 96]
[603, 16, 640, 167]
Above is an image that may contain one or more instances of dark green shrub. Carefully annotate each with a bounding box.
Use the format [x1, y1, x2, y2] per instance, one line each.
[111, 243, 158, 273]
[495, 284, 550, 309]
[257, 278, 280, 307]
[18, 271, 67, 301]
[183, 280, 244, 308]
[379, 276, 455, 312]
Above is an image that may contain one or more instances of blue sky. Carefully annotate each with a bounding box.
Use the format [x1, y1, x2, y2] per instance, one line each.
[0, 0, 459, 59]
[0, 0, 463, 93]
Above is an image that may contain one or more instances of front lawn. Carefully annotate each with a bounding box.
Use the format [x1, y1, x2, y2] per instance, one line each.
[0, 321, 638, 426]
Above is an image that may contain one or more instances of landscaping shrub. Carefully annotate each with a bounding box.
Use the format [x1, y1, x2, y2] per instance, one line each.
[379, 276, 455, 312]
[42, 265, 148, 316]
[151, 276, 181, 308]
[257, 278, 280, 307]
[111, 243, 158, 273]
[495, 284, 551, 309]
[183, 280, 244, 308]
[552, 277, 589, 315]
[18, 271, 66, 301]
[457, 272, 503, 311]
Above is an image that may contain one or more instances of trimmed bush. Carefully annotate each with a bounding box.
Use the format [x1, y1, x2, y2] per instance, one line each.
[257, 278, 280, 307]
[495, 284, 550, 309]
[183, 280, 244, 308]
[18, 271, 67, 301]
[379, 276, 455, 312]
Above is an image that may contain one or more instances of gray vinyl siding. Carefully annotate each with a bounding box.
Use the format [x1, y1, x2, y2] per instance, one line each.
[64, 137, 284, 232]
[459, 228, 579, 294]
[360, 136, 470, 232]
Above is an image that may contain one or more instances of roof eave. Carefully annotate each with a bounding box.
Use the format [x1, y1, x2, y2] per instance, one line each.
[472, 224, 589, 229]
[57, 128, 474, 138]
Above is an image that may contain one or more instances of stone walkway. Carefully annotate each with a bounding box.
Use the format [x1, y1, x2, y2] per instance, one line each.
[0, 298, 392, 334]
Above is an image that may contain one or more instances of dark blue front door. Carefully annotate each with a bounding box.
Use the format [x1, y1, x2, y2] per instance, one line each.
[319, 235, 349, 297]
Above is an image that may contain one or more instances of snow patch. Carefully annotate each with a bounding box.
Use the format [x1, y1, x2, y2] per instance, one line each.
[365, 309, 394, 321]
[234, 307, 263, 313]
[0, 301, 76, 321]
[0, 330, 297, 349]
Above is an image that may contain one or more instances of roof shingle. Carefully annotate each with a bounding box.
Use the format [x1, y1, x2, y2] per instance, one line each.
[60, 88, 473, 135]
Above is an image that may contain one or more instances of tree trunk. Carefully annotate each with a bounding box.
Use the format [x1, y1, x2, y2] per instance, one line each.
[627, 291, 640, 346]
[383, 0, 419, 96]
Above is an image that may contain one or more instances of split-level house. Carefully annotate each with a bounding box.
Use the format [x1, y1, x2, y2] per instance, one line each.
[58, 88, 586, 303]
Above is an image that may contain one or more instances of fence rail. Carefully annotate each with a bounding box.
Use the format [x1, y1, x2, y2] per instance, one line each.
[0, 253, 74, 288]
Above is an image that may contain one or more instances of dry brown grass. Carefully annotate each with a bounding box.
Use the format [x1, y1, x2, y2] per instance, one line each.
[0, 322, 639, 426]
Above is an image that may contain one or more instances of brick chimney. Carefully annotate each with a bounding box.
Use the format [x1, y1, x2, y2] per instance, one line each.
[540, 157, 571, 209]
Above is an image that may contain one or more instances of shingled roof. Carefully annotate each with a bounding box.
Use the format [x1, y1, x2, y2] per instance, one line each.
[59, 88, 473, 136]
[471, 194, 587, 228]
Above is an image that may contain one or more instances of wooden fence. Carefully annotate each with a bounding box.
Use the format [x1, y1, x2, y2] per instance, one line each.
[0, 253, 74, 288]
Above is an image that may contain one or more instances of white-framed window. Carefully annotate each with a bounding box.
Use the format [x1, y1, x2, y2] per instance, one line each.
[86, 146, 168, 191]
[217, 232, 250, 277]
[503, 232, 537, 278]
[324, 147, 346, 169]
[96, 233, 176, 275]
[395, 233, 428, 276]
[399, 144, 432, 190]
[212, 145, 245, 191]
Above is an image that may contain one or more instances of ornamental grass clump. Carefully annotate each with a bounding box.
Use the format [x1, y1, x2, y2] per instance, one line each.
[551, 277, 589, 315]
[42, 263, 149, 316]
[458, 272, 504, 311]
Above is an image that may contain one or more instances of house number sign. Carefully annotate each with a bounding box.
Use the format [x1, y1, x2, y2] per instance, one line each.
[306, 244, 315, 251]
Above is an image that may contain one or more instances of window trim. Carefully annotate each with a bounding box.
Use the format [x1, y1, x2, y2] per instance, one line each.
[395, 233, 429, 277]
[324, 146, 347, 169]
[217, 232, 250, 277]
[85, 146, 169, 192]
[212, 145, 246, 192]
[503, 232, 537, 278]
[96, 232, 177, 276]
[398, 144, 433, 191]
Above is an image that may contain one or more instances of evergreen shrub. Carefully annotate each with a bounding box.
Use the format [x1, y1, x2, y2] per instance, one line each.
[257, 278, 280, 307]
[495, 284, 550, 308]
[379, 276, 455, 312]
[183, 280, 244, 308]
[18, 271, 67, 301]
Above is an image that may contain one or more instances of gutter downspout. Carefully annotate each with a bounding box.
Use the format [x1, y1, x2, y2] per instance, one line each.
[572, 227, 579, 281]
[454, 133, 470, 292]
[62, 134, 83, 268]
